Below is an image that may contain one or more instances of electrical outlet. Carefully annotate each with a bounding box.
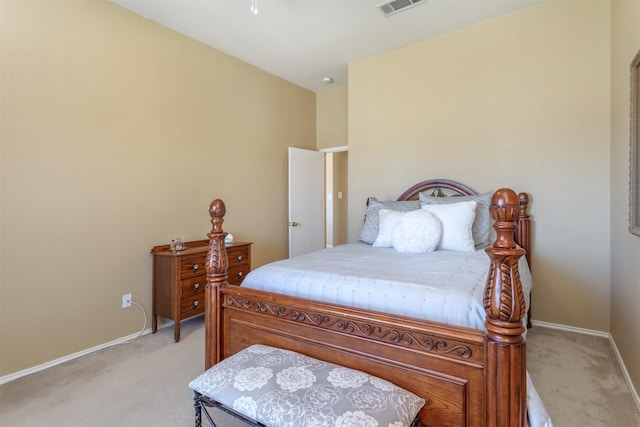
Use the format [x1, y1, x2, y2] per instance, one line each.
[122, 293, 132, 308]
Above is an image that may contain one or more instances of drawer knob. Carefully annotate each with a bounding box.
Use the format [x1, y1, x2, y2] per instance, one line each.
[237, 271, 243, 278]
[236, 255, 242, 262]
[192, 264, 199, 272]
[192, 300, 199, 309]
[193, 282, 200, 291]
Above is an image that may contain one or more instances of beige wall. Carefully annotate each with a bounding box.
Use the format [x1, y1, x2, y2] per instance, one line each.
[0, 1, 315, 376]
[317, 86, 349, 244]
[348, 0, 611, 334]
[611, 0, 640, 400]
[316, 86, 348, 150]
[332, 151, 348, 245]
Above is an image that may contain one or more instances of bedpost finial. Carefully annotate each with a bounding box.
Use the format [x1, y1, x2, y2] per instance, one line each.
[209, 199, 226, 219]
[492, 188, 518, 208]
[518, 192, 530, 219]
[209, 199, 226, 235]
[518, 192, 529, 206]
[490, 189, 519, 250]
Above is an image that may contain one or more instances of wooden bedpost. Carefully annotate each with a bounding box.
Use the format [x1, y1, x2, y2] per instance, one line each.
[205, 199, 228, 369]
[516, 192, 531, 268]
[484, 189, 527, 427]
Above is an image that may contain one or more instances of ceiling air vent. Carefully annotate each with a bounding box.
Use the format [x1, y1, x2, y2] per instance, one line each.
[377, 0, 425, 17]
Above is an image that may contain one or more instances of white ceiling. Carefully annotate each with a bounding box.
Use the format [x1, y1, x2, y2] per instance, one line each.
[110, 0, 545, 93]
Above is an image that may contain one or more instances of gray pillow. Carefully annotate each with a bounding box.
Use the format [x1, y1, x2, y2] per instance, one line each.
[419, 191, 495, 249]
[358, 199, 421, 244]
[189, 344, 425, 427]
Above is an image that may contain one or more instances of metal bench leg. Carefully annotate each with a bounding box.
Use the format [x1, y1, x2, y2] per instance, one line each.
[194, 391, 222, 427]
[194, 392, 202, 427]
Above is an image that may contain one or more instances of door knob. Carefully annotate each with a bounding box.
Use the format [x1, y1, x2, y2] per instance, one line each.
[288, 221, 299, 227]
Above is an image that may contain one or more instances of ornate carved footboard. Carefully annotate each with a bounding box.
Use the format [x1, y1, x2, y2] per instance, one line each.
[204, 184, 530, 426]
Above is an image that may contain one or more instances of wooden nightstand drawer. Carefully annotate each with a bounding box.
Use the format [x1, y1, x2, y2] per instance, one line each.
[182, 276, 205, 298]
[228, 265, 250, 285]
[227, 246, 250, 267]
[180, 255, 206, 279]
[180, 294, 204, 319]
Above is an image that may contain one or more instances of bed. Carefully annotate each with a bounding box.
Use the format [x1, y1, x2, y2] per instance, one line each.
[203, 179, 536, 426]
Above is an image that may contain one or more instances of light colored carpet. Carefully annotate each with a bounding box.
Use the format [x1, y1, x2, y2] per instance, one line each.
[526, 326, 640, 427]
[0, 317, 638, 427]
[0, 316, 244, 427]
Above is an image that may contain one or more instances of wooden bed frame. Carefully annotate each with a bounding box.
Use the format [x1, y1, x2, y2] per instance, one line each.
[204, 179, 531, 427]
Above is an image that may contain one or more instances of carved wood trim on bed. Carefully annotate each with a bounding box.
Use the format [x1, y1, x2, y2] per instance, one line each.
[205, 180, 531, 426]
[397, 178, 476, 200]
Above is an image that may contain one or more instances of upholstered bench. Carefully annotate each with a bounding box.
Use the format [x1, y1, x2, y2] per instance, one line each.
[189, 344, 425, 427]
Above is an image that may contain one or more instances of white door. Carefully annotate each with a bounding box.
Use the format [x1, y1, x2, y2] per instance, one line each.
[288, 147, 325, 257]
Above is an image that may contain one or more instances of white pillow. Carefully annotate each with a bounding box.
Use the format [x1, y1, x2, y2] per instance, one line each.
[372, 209, 405, 247]
[392, 210, 442, 254]
[420, 191, 495, 249]
[421, 200, 477, 252]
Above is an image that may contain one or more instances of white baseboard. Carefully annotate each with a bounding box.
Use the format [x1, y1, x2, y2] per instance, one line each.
[0, 327, 154, 385]
[532, 320, 640, 413]
[530, 319, 609, 337]
[609, 333, 640, 414]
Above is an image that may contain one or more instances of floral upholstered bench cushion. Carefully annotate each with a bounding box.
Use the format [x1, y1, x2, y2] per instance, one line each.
[189, 344, 425, 427]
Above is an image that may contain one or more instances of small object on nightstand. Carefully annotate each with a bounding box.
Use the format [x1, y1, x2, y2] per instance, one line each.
[150, 239, 252, 342]
[175, 236, 185, 251]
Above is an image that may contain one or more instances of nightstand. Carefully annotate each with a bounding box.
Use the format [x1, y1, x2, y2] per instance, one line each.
[150, 240, 252, 342]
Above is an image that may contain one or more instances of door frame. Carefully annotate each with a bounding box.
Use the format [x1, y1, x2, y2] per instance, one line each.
[320, 146, 348, 248]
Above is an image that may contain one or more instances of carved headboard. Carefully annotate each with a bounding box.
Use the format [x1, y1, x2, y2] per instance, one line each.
[397, 178, 476, 200]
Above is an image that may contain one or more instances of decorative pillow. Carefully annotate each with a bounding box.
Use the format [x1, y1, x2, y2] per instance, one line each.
[372, 209, 406, 248]
[392, 210, 442, 254]
[420, 191, 495, 248]
[189, 344, 426, 427]
[358, 199, 420, 245]
[421, 200, 477, 252]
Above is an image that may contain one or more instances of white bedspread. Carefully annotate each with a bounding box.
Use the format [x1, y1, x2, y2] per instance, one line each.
[241, 242, 532, 330]
[240, 243, 552, 426]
